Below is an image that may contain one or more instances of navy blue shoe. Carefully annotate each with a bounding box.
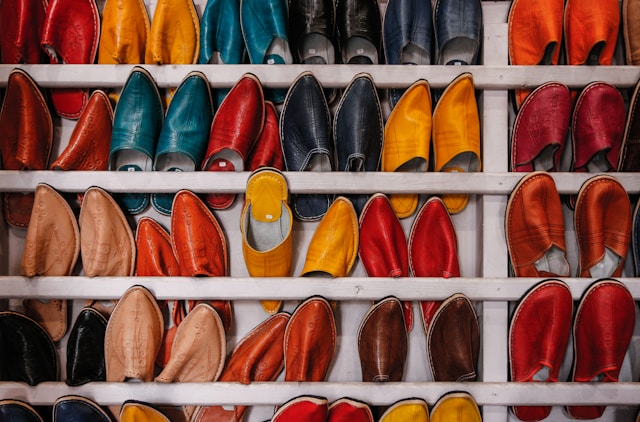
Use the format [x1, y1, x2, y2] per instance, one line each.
[0, 400, 44, 422]
[337, 0, 382, 64]
[54, 396, 111, 422]
[433, 0, 482, 65]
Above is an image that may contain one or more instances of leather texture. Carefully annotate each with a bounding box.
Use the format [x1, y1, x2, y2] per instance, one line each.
[98, 0, 150, 64]
[382, 79, 431, 218]
[574, 175, 632, 278]
[334, 72, 383, 214]
[328, 398, 374, 422]
[109, 66, 164, 215]
[511, 82, 570, 172]
[620, 77, 640, 172]
[378, 398, 429, 422]
[146, 0, 199, 64]
[66, 307, 107, 386]
[336, 0, 381, 64]
[40, 0, 99, 119]
[135, 217, 181, 278]
[284, 296, 336, 381]
[509, 279, 573, 421]
[241, 168, 293, 314]
[433, 0, 482, 65]
[506, 172, 570, 277]
[567, 279, 636, 419]
[53, 396, 111, 422]
[565, 0, 619, 65]
[430, 392, 482, 422]
[104, 285, 164, 382]
[202, 73, 264, 210]
[289, 0, 337, 64]
[432, 72, 481, 214]
[0, 311, 57, 385]
[624, 0, 640, 64]
[357, 296, 407, 382]
[634, 200, 640, 277]
[120, 401, 171, 422]
[281, 71, 334, 220]
[0, 0, 48, 64]
[427, 293, 479, 382]
[0, 68, 52, 228]
[247, 101, 285, 172]
[0, 400, 44, 422]
[408, 197, 459, 331]
[272, 396, 328, 422]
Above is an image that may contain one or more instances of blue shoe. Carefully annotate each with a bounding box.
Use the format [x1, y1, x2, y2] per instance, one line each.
[109, 66, 164, 215]
[433, 0, 482, 65]
[0, 400, 44, 422]
[54, 396, 111, 422]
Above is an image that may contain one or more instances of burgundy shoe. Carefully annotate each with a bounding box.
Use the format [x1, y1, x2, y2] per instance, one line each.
[272, 396, 328, 422]
[619, 77, 640, 171]
[567, 279, 636, 419]
[247, 101, 284, 171]
[509, 279, 573, 422]
[0, 0, 48, 63]
[328, 398, 374, 422]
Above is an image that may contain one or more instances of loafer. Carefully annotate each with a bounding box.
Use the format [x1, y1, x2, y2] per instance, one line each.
[430, 392, 481, 422]
[619, 77, 640, 171]
[382, 79, 431, 218]
[284, 296, 336, 381]
[0, 68, 52, 228]
[152, 71, 214, 215]
[505, 171, 570, 277]
[247, 101, 285, 171]
[427, 293, 479, 381]
[567, 279, 636, 419]
[334, 72, 384, 215]
[408, 197, 460, 331]
[53, 396, 111, 422]
[634, 200, 640, 276]
[146, 0, 199, 64]
[0, 400, 44, 422]
[0, 0, 47, 63]
[20, 183, 79, 342]
[109, 66, 164, 215]
[0, 311, 57, 385]
[98, 0, 150, 63]
[510, 82, 571, 172]
[40, 0, 99, 119]
[624, 0, 640, 64]
[191, 312, 290, 422]
[202, 73, 264, 210]
[433, 0, 482, 64]
[509, 279, 573, 422]
[66, 307, 108, 386]
[272, 396, 328, 422]
[565, 0, 620, 65]
[432, 72, 481, 214]
[120, 401, 171, 422]
[378, 398, 429, 422]
[336, 0, 381, 64]
[574, 174, 632, 278]
[104, 285, 164, 382]
[240, 167, 293, 314]
[281, 71, 334, 220]
[357, 296, 407, 382]
[328, 398, 374, 422]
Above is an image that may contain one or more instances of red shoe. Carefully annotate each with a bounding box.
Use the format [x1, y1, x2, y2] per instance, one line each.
[0, 0, 48, 64]
[328, 398, 374, 422]
[272, 396, 328, 422]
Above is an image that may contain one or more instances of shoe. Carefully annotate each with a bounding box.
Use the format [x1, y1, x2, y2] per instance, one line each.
[272, 396, 328, 422]
[0, 0, 47, 64]
[202, 73, 264, 210]
[619, 77, 640, 171]
[634, 200, 640, 276]
[433, 0, 482, 65]
[574, 174, 632, 278]
[511, 82, 571, 172]
[378, 398, 429, 422]
[505, 171, 570, 277]
[334, 72, 384, 215]
[432, 72, 481, 214]
[357, 296, 407, 382]
[120, 401, 171, 422]
[565, 0, 620, 65]
[152, 71, 214, 215]
[430, 392, 481, 422]
[382, 79, 431, 218]
[20, 183, 80, 341]
[240, 167, 293, 314]
[0, 68, 52, 228]
[53, 396, 111, 422]
[146, 0, 199, 64]
[336, 0, 381, 64]
[136, 217, 181, 277]
[409, 197, 459, 331]
[109, 66, 164, 215]
[66, 307, 108, 386]
[281, 71, 334, 220]
[624, 0, 640, 64]
[40, 0, 99, 118]
[509, 279, 573, 422]
[98, 0, 150, 63]
[247, 101, 284, 171]
[284, 296, 336, 381]
[427, 293, 479, 381]
[0, 400, 44, 422]
[567, 279, 636, 419]
[0, 311, 57, 385]
[328, 398, 374, 422]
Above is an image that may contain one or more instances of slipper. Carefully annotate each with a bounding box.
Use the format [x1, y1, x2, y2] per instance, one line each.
[272, 396, 328, 422]
[66, 307, 108, 386]
[0, 0, 48, 64]
[433, 0, 482, 65]
[0, 399, 45, 422]
[618, 77, 640, 172]
[430, 392, 481, 422]
[633, 200, 640, 276]
[565, 0, 619, 65]
[378, 398, 428, 422]
[146, 0, 199, 64]
[54, 396, 112, 422]
[98, 0, 150, 64]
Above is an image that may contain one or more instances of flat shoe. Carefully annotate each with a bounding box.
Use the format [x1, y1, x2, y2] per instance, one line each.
[624, 0, 640, 64]
[433, 0, 482, 65]
[378, 398, 428, 422]
[146, 0, 199, 64]
[619, 77, 640, 171]
[0, 400, 44, 422]
[430, 392, 481, 422]
[53, 396, 111, 422]
[565, 0, 620, 65]
[120, 401, 171, 422]
[66, 307, 108, 386]
[247, 101, 285, 171]
[98, 0, 150, 63]
[634, 200, 640, 276]
[336, 0, 381, 64]
[0, 0, 47, 64]
[328, 398, 374, 422]
[272, 396, 328, 422]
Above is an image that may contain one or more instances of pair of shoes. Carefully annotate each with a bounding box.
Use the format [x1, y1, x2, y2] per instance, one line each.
[109, 66, 214, 215]
[506, 172, 632, 278]
[272, 396, 373, 421]
[509, 278, 636, 421]
[0, 0, 48, 64]
[379, 393, 481, 422]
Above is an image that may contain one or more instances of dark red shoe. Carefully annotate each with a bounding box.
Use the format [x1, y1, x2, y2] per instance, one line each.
[0, 0, 48, 64]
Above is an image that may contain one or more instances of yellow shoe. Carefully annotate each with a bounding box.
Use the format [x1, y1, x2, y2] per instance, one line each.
[120, 401, 171, 422]
[98, 0, 150, 64]
[432, 73, 481, 214]
[430, 392, 482, 422]
[146, 0, 199, 64]
[241, 167, 293, 314]
[383, 80, 432, 219]
[379, 398, 429, 422]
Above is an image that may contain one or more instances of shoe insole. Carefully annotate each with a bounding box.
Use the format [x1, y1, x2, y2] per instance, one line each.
[245, 203, 291, 251]
[345, 36, 378, 64]
[115, 149, 152, 172]
[532, 144, 558, 171]
[155, 152, 195, 172]
[401, 42, 431, 65]
[206, 149, 243, 172]
[586, 150, 613, 172]
[439, 37, 477, 65]
[397, 157, 427, 173]
[588, 247, 622, 278]
[301, 33, 334, 64]
[307, 152, 332, 172]
[586, 41, 606, 65]
[531, 365, 551, 382]
[534, 245, 570, 276]
[265, 37, 293, 64]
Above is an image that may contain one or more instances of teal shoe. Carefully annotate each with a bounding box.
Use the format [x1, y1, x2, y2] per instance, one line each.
[152, 71, 214, 215]
[109, 66, 164, 215]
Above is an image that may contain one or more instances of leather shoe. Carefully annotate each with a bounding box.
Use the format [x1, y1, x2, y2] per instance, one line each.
[53, 396, 111, 422]
[430, 392, 482, 422]
[427, 293, 479, 381]
[505, 171, 570, 277]
[284, 296, 336, 381]
[98, 0, 150, 63]
[289, 0, 337, 66]
[146, 0, 199, 64]
[357, 296, 407, 382]
[565, 0, 620, 65]
[136, 217, 181, 278]
[625, 0, 640, 64]
[574, 174, 632, 278]
[0, 68, 52, 228]
[433, 0, 482, 64]
[634, 200, 640, 276]
[378, 398, 429, 422]
[0, 400, 45, 422]
[202, 73, 264, 210]
[567, 278, 636, 419]
[511, 82, 571, 172]
[247, 101, 285, 172]
[328, 398, 374, 422]
[619, 77, 640, 172]
[66, 307, 108, 386]
[336, 0, 381, 64]
[272, 396, 328, 422]
[509, 279, 573, 422]
[120, 401, 171, 422]
[0, 0, 47, 63]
